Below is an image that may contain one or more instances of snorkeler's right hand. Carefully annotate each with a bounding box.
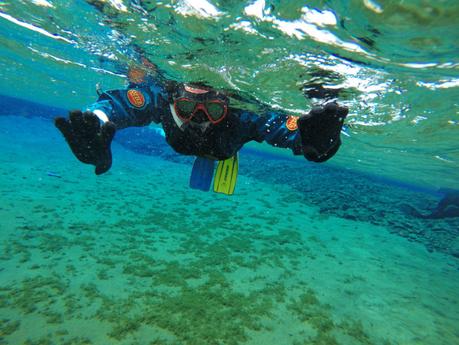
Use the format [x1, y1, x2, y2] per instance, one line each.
[54, 110, 116, 175]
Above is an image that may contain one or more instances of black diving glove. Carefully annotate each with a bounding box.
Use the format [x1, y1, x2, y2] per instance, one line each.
[298, 102, 348, 163]
[54, 110, 116, 175]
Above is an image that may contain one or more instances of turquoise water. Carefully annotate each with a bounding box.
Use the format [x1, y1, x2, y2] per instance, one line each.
[1, 1, 459, 345]
[0, 0, 458, 188]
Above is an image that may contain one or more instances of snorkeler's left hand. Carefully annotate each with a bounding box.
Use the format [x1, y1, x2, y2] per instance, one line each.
[298, 102, 348, 163]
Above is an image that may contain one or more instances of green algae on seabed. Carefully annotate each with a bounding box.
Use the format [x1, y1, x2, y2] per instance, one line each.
[0, 209, 382, 345]
[22, 336, 93, 345]
[288, 289, 377, 345]
[0, 218, 450, 345]
[0, 319, 20, 337]
[103, 283, 272, 344]
[1, 122, 458, 345]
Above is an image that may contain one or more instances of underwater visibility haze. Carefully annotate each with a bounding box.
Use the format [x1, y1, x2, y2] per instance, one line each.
[0, 1, 458, 345]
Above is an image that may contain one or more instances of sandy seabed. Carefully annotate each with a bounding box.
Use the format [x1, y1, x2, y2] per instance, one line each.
[0, 116, 458, 345]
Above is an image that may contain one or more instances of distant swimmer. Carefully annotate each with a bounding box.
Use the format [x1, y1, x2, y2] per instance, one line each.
[54, 60, 348, 194]
[402, 189, 459, 219]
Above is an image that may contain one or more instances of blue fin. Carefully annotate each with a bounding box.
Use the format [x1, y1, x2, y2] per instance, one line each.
[190, 157, 215, 192]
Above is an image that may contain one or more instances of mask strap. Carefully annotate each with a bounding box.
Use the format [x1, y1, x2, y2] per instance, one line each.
[170, 104, 186, 131]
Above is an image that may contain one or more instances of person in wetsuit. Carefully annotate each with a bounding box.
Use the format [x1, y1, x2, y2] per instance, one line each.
[54, 74, 349, 176]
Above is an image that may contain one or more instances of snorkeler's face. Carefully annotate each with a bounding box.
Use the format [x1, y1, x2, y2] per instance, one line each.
[174, 98, 228, 124]
[172, 85, 228, 125]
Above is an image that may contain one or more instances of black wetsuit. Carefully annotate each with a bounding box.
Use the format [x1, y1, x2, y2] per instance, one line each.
[88, 81, 303, 161]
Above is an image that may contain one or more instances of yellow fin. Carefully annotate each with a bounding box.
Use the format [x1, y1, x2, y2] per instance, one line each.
[213, 154, 238, 195]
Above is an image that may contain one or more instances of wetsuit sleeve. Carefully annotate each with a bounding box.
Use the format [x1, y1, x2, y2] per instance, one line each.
[238, 110, 303, 155]
[86, 84, 166, 129]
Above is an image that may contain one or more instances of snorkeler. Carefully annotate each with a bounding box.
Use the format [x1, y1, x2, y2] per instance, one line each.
[55, 67, 348, 194]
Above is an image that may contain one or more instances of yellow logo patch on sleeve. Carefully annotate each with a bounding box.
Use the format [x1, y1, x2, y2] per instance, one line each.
[286, 115, 299, 131]
[127, 89, 145, 108]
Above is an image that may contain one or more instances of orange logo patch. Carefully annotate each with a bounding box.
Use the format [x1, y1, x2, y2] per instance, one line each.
[128, 67, 146, 84]
[286, 116, 299, 131]
[127, 89, 145, 108]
